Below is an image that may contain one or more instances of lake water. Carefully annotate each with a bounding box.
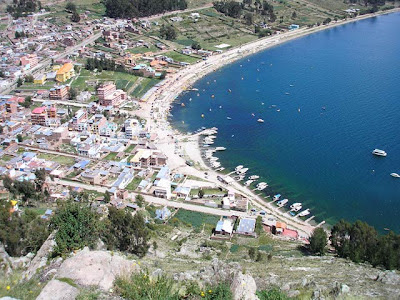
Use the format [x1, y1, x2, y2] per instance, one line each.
[169, 12, 400, 232]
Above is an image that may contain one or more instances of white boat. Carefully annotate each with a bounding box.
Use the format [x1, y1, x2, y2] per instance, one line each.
[256, 182, 268, 190]
[298, 209, 310, 217]
[277, 199, 288, 207]
[209, 157, 219, 161]
[244, 180, 254, 186]
[273, 194, 281, 201]
[390, 173, 400, 178]
[227, 117, 232, 120]
[257, 119, 264, 123]
[372, 149, 387, 157]
[235, 165, 244, 172]
[249, 175, 259, 180]
[215, 147, 226, 151]
[237, 167, 249, 174]
[290, 203, 302, 211]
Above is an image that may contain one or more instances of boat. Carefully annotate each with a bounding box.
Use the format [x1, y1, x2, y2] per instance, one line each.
[244, 180, 254, 186]
[227, 117, 232, 120]
[237, 167, 249, 174]
[390, 173, 400, 178]
[215, 147, 226, 151]
[257, 119, 264, 123]
[277, 199, 288, 207]
[298, 209, 311, 217]
[235, 165, 244, 172]
[181, 103, 185, 107]
[256, 182, 268, 190]
[372, 149, 387, 157]
[249, 175, 259, 180]
[290, 203, 302, 212]
[276, 109, 280, 112]
[273, 194, 281, 201]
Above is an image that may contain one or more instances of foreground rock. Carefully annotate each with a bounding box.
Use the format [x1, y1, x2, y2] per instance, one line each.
[56, 247, 136, 291]
[36, 279, 79, 300]
[231, 272, 259, 300]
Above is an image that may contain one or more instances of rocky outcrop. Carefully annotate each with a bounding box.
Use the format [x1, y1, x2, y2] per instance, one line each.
[36, 279, 79, 300]
[231, 272, 258, 300]
[56, 247, 137, 291]
[375, 271, 400, 285]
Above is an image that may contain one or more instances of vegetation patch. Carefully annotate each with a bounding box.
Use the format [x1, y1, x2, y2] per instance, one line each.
[173, 209, 220, 229]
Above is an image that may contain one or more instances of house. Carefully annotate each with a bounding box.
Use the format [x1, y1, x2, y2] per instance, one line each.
[20, 54, 38, 69]
[236, 218, 256, 236]
[80, 169, 102, 184]
[155, 206, 171, 221]
[34, 74, 46, 85]
[153, 178, 171, 199]
[30, 106, 59, 127]
[97, 82, 126, 107]
[49, 85, 70, 101]
[288, 24, 300, 30]
[214, 219, 234, 236]
[56, 63, 75, 82]
[130, 148, 167, 168]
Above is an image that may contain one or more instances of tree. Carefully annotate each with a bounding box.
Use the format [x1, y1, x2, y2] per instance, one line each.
[198, 189, 205, 198]
[51, 202, 100, 256]
[71, 11, 80, 22]
[255, 216, 263, 235]
[309, 227, 327, 255]
[69, 87, 77, 100]
[244, 12, 253, 25]
[248, 247, 256, 260]
[34, 168, 47, 192]
[191, 41, 201, 50]
[25, 74, 34, 82]
[21, 96, 33, 108]
[135, 194, 144, 207]
[291, 11, 297, 19]
[103, 207, 149, 257]
[17, 77, 23, 87]
[16, 134, 23, 142]
[323, 17, 332, 25]
[66, 2, 76, 12]
[160, 25, 177, 40]
[104, 191, 111, 203]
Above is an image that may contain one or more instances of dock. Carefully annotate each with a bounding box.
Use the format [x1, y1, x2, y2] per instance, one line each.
[305, 216, 315, 223]
[316, 221, 326, 227]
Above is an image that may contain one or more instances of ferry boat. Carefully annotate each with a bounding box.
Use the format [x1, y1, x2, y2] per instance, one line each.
[273, 194, 281, 201]
[390, 173, 400, 178]
[257, 119, 265, 123]
[372, 149, 387, 157]
[277, 199, 288, 207]
[215, 147, 226, 151]
[249, 175, 259, 180]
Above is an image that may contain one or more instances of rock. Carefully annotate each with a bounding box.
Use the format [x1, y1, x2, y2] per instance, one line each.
[375, 271, 400, 285]
[341, 284, 350, 294]
[288, 290, 300, 298]
[0, 297, 20, 300]
[36, 279, 79, 300]
[281, 283, 290, 291]
[230, 272, 258, 300]
[56, 248, 137, 291]
[24, 232, 56, 280]
[302, 278, 308, 287]
[152, 268, 163, 278]
[312, 289, 325, 300]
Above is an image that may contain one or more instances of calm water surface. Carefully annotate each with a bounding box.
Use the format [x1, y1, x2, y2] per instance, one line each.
[170, 13, 400, 232]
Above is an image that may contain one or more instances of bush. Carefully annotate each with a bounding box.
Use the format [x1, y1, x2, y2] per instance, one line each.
[309, 227, 327, 255]
[257, 288, 289, 300]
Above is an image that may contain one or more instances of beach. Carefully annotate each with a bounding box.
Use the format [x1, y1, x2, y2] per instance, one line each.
[136, 8, 400, 238]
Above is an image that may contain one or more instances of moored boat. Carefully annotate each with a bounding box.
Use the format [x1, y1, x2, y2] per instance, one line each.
[390, 173, 400, 178]
[372, 149, 387, 157]
[257, 119, 264, 123]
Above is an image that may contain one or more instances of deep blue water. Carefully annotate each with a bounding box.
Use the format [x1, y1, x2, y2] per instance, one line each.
[169, 12, 400, 232]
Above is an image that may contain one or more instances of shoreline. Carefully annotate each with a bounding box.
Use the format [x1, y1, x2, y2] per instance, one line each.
[139, 8, 400, 238]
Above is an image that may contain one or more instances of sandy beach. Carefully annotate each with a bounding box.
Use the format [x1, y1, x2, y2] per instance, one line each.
[137, 8, 400, 239]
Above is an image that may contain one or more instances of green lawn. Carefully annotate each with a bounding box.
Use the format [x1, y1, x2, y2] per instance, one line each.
[104, 152, 121, 161]
[131, 78, 160, 99]
[127, 45, 159, 54]
[0, 154, 14, 162]
[125, 177, 142, 191]
[124, 144, 135, 153]
[37, 153, 75, 166]
[173, 209, 220, 229]
[164, 51, 201, 64]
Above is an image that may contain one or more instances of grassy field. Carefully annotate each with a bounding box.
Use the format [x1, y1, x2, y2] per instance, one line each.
[164, 51, 201, 64]
[124, 144, 135, 153]
[125, 177, 142, 191]
[37, 153, 75, 166]
[173, 209, 220, 228]
[104, 152, 121, 161]
[0, 154, 14, 162]
[131, 78, 160, 99]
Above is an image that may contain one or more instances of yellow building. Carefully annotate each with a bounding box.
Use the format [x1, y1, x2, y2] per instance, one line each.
[56, 63, 75, 83]
[34, 74, 46, 85]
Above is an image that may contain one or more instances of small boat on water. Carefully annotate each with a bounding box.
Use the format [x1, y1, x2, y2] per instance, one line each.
[237, 167, 249, 174]
[227, 117, 232, 120]
[290, 203, 302, 212]
[273, 194, 281, 201]
[298, 209, 310, 217]
[244, 180, 254, 186]
[215, 147, 226, 151]
[256, 182, 268, 190]
[257, 119, 264, 123]
[390, 173, 400, 178]
[277, 199, 288, 207]
[249, 175, 259, 180]
[235, 165, 244, 172]
[372, 149, 387, 157]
